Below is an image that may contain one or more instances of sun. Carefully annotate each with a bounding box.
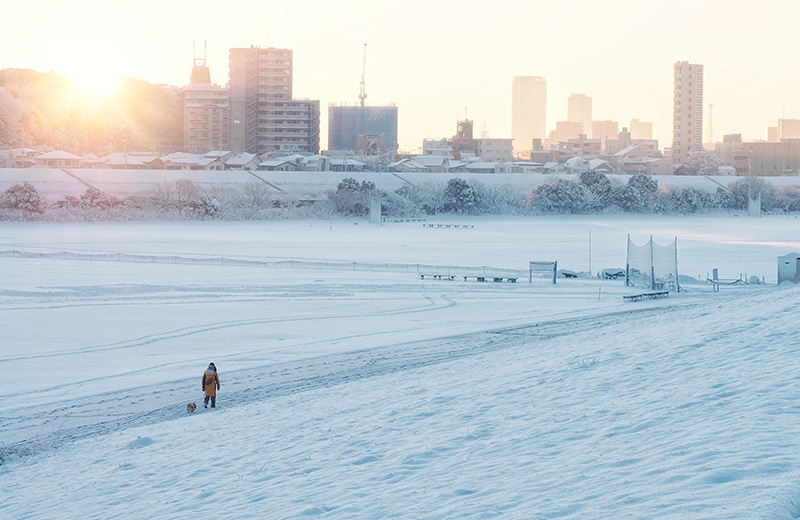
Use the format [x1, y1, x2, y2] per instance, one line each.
[69, 70, 121, 100]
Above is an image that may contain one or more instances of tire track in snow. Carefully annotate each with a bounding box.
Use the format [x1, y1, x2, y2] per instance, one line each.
[0, 294, 454, 364]
[0, 302, 689, 464]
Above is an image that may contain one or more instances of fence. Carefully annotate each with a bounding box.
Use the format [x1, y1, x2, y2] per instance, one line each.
[0, 249, 529, 279]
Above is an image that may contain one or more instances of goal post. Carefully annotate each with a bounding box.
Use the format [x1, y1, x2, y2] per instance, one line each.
[530, 260, 557, 284]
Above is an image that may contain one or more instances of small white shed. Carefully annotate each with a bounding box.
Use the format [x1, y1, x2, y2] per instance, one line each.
[778, 252, 800, 284]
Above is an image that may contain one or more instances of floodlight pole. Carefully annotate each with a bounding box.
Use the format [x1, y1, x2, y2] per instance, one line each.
[650, 235, 656, 291]
[674, 236, 680, 292]
[625, 234, 631, 286]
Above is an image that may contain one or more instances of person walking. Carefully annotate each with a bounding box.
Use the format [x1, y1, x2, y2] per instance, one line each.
[202, 362, 220, 408]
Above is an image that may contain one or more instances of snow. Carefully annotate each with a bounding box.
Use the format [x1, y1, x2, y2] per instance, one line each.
[2, 215, 800, 519]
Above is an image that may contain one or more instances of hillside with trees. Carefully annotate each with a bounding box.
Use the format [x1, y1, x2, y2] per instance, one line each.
[0, 69, 182, 155]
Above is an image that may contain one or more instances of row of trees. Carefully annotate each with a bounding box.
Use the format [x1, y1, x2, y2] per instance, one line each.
[333, 174, 800, 217]
[0, 69, 182, 155]
[2, 174, 800, 222]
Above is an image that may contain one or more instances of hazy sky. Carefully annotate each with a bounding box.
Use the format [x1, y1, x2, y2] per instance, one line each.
[3, 0, 798, 151]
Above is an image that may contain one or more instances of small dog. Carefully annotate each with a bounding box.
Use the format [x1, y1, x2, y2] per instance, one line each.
[187, 402, 197, 414]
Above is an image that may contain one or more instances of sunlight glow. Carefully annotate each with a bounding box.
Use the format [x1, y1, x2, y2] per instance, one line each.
[69, 70, 121, 99]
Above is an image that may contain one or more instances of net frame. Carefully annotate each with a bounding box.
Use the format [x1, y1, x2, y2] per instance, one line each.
[626, 235, 679, 291]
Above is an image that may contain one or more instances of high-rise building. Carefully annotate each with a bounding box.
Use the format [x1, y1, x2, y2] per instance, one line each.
[229, 46, 320, 154]
[567, 94, 592, 137]
[328, 105, 398, 157]
[672, 61, 704, 163]
[511, 76, 546, 155]
[181, 45, 231, 153]
[778, 119, 800, 141]
[629, 119, 653, 140]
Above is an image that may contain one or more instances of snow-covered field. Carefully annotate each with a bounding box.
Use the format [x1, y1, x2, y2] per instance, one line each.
[2, 215, 800, 519]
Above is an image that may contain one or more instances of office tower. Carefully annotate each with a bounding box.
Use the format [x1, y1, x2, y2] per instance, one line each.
[511, 76, 546, 155]
[567, 94, 592, 137]
[181, 44, 230, 153]
[672, 61, 703, 163]
[229, 46, 320, 154]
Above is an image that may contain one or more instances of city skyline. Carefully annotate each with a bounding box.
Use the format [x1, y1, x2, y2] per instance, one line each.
[3, 0, 799, 152]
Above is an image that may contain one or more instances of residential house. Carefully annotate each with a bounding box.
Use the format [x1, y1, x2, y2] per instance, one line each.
[34, 150, 82, 168]
[224, 153, 261, 170]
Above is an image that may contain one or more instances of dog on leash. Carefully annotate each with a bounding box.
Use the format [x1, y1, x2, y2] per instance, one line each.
[187, 402, 197, 413]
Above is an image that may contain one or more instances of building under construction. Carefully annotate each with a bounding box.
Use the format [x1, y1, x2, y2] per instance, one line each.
[327, 43, 398, 158]
[328, 104, 398, 157]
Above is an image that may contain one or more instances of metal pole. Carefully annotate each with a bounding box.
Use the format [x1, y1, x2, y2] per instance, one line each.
[650, 235, 655, 291]
[625, 234, 630, 286]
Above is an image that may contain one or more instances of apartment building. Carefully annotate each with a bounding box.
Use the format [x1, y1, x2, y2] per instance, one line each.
[672, 61, 704, 163]
[229, 46, 320, 154]
[182, 53, 231, 153]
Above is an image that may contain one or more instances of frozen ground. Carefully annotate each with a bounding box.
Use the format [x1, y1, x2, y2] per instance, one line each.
[2, 215, 800, 519]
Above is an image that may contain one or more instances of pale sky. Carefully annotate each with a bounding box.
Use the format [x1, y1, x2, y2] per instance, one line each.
[3, 0, 799, 152]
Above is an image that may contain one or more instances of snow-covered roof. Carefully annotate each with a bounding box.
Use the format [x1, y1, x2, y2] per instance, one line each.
[101, 153, 160, 166]
[564, 157, 587, 167]
[613, 144, 641, 157]
[197, 158, 219, 167]
[36, 150, 82, 160]
[259, 159, 297, 167]
[407, 155, 448, 167]
[203, 150, 232, 159]
[465, 162, 497, 170]
[587, 158, 613, 170]
[330, 158, 368, 167]
[161, 152, 204, 165]
[225, 153, 260, 166]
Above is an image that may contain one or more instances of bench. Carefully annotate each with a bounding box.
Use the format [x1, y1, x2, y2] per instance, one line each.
[622, 291, 669, 302]
[422, 224, 475, 229]
[463, 275, 517, 283]
[420, 274, 456, 281]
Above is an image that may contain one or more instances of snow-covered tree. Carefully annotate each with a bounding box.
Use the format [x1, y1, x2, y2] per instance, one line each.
[612, 174, 659, 212]
[660, 186, 713, 214]
[529, 179, 591, 214]
[331, 178, 375, 216]
[0, 182, 44, 218]
[80, 187, 117, 210]
[442, 178, 480, 214]
[685, 152, 721, 175]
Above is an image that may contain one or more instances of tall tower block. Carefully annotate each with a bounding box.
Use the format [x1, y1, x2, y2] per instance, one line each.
[672, 61, 703, 163]
[512, 76, 546, 156]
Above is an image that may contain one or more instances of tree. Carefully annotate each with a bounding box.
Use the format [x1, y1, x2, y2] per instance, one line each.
[660, 186, 712, 214]
[579, 170, 614, 211]
[728, 177, 777, 211]
[612, 174, 659, 212]
[80, 187, 117, 210]
[685, 152, 721, 175]
[529, 179, 591, 214]
[442, 178, 480, 214]
[0, 182, 44, 217]
[331, 178, 374, 215]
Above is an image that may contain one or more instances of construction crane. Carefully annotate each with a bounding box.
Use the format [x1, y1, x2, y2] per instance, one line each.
[359, 43, 367, 107]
